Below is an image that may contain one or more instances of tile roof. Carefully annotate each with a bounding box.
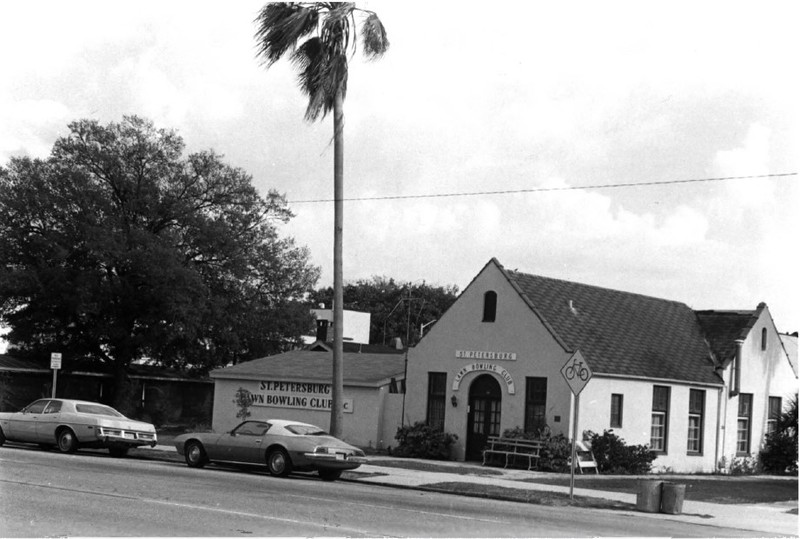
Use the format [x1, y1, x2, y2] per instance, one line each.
[695, 309, 760, 364]
[210, 350, 406, 387]
[500, 264, 721, 385]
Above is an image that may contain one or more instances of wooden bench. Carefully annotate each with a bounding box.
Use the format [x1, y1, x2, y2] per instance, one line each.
[482, 436, 543, 470]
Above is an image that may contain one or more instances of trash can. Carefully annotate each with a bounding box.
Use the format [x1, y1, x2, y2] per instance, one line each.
[660, 482, 686, 515]
[636, 480, 663, 513]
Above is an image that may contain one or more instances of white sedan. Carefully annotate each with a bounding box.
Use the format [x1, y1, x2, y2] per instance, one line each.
[0, 398, 157, 457]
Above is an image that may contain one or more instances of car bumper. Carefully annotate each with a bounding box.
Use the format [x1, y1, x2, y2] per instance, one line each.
[96, 429, 157, 448]
[303, 453, 368, 469]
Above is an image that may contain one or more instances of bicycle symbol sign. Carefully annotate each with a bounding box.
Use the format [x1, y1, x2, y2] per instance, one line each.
[561, 350, 592, 395]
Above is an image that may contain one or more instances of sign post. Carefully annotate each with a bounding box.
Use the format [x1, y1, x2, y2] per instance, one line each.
[50, 352, 62, 398]
[560, 350, 592, 500]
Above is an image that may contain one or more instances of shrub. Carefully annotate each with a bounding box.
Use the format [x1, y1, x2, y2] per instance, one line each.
[585, 429, 656, 474]
[729, 454, 761, 475]
[394, 421, 458, 460]
[233, 387, 252, 420]
[760, 396, 798, 475]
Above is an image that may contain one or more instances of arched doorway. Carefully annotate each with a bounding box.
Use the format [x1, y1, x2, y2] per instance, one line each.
[465, 374, 502, 461]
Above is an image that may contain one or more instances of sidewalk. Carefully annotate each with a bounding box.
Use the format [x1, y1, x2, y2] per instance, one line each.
[139, 445, 799, 537]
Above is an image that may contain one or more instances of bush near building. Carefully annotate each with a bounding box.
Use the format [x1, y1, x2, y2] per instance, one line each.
[393, 422, 458, 460]
[585, 429, 656, 474]
[760, 396, 798, 475]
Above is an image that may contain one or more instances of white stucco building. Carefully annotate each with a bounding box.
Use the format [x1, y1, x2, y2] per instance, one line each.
[404, 259, 797, 472]
[209, 343, 405, 450]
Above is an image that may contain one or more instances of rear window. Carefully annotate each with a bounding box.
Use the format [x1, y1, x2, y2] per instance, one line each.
[285, 424, 327, 436]
[75, 404, 124, 418]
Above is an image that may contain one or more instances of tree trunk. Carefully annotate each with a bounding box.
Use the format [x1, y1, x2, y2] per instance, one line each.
[329, 88, 345, 438]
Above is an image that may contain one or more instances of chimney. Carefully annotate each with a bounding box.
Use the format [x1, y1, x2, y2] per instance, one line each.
[316, 320, 333, 343]
[390, 337, 404, 350]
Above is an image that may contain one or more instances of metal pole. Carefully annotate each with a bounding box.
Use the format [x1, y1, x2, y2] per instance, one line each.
[51, 369, 57, 398]
[570, 392, 580, 500]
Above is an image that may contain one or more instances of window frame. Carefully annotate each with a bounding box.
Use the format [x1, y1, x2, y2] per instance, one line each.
[736, 393, 753, 455]
[766, 396, 782, 436]
[482, 291, 497, 323]
[650, 385, 671, 453]
[610, 393, 623, 429]
[426, 372, 447, 432]
[687, 389, 705, 455]
[524, 377, 547, 434]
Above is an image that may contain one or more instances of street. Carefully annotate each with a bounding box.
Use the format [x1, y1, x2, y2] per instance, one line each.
[1, 444, 754, 537]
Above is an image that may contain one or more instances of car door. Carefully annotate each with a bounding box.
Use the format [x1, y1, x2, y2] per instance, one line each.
[211, 421, 271, 463]
[6, 400, 48, 442]
[36, 400, 63, 444]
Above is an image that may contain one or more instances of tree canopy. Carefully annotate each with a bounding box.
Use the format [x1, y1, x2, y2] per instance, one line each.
[310, 277, 458, 348]
[0, 116, 319, 402]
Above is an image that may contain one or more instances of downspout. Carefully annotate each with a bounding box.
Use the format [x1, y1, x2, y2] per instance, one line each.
[714, 384, 724, 472]
[730, 339, 743, 397]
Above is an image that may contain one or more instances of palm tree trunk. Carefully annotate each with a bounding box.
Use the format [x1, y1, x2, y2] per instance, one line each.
[330, 88, 345, 438]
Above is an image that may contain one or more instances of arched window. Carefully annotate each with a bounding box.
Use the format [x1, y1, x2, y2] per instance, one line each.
[761, 328, 767, 351]
[482, 291, 497, 322]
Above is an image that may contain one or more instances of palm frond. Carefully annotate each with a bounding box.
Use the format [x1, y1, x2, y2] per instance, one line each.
[254, 3, 319, 66]
[360, 13, 389, 59]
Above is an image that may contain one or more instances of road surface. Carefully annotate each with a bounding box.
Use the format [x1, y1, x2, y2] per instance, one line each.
[0, 444, 754, 537]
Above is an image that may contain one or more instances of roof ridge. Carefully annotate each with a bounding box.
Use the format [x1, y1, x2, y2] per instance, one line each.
[506, 269, 690, 307]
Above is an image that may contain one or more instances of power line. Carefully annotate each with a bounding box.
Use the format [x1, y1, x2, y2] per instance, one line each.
[288, 172, 797, 204]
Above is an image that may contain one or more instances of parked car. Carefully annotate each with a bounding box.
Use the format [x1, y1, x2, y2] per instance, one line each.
[0, 398, 157, 457]
[173, 419, 368, 481]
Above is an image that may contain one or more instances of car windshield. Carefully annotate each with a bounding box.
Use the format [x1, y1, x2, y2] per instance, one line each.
[75, 403, 125, 418]
[285, 424, 328, 436]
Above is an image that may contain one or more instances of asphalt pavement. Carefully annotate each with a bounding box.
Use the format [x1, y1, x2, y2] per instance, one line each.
[138, 443, 798, 537]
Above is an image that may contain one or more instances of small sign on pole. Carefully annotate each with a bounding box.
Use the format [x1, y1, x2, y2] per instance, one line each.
[561, 350, 592, 500]
[50, 352, 62, 398]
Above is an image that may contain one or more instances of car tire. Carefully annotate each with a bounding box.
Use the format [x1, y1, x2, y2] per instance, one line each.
[0, 427, 5, 447]
[318, 469, 342, 482]
[184, 441, 207, 468]
[108, 446, 129, 458]
[266, 448, 292, 477]
[57, 428, 78, 453]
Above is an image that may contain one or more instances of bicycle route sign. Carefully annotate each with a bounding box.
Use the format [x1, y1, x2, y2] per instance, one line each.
[560, 350, 592, 395]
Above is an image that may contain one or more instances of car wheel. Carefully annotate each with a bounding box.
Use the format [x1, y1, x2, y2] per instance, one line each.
[108, 446, 129, 458]
[57, 428, 78, 453]
[266, 448, 292, 477]
[0, 427, 5, 447]
[184, 441, 207, 468]
[318, 469, 342, 482]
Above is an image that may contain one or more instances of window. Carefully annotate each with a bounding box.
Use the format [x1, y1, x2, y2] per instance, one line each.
[426, 372, 447, 431]
[482, 291, 497, 322]
[23, 400, 48, 414]
[610, 394, 623, 428]
[737, 394, 753, 454]
[43, 400, 62, 414]
[650, 386, 670, 452]
[687, 389, 705, 454]
[524, 378, 547, 433]
[767, 397, 782, 436]
[761, 328, 767, 351]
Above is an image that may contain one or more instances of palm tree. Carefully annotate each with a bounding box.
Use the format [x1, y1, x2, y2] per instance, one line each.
[255, 3, 389, 437]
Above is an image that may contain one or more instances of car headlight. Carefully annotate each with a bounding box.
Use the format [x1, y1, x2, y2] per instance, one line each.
[312, 446, 331, 454]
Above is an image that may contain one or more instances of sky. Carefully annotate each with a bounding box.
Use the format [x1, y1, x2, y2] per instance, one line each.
[0, 1, 798, 346]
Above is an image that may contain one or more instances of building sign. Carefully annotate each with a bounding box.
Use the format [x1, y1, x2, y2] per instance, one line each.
[451, 363, 515, 394]
[249, 381, 353, 413]
[455, 350, 517, 361]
